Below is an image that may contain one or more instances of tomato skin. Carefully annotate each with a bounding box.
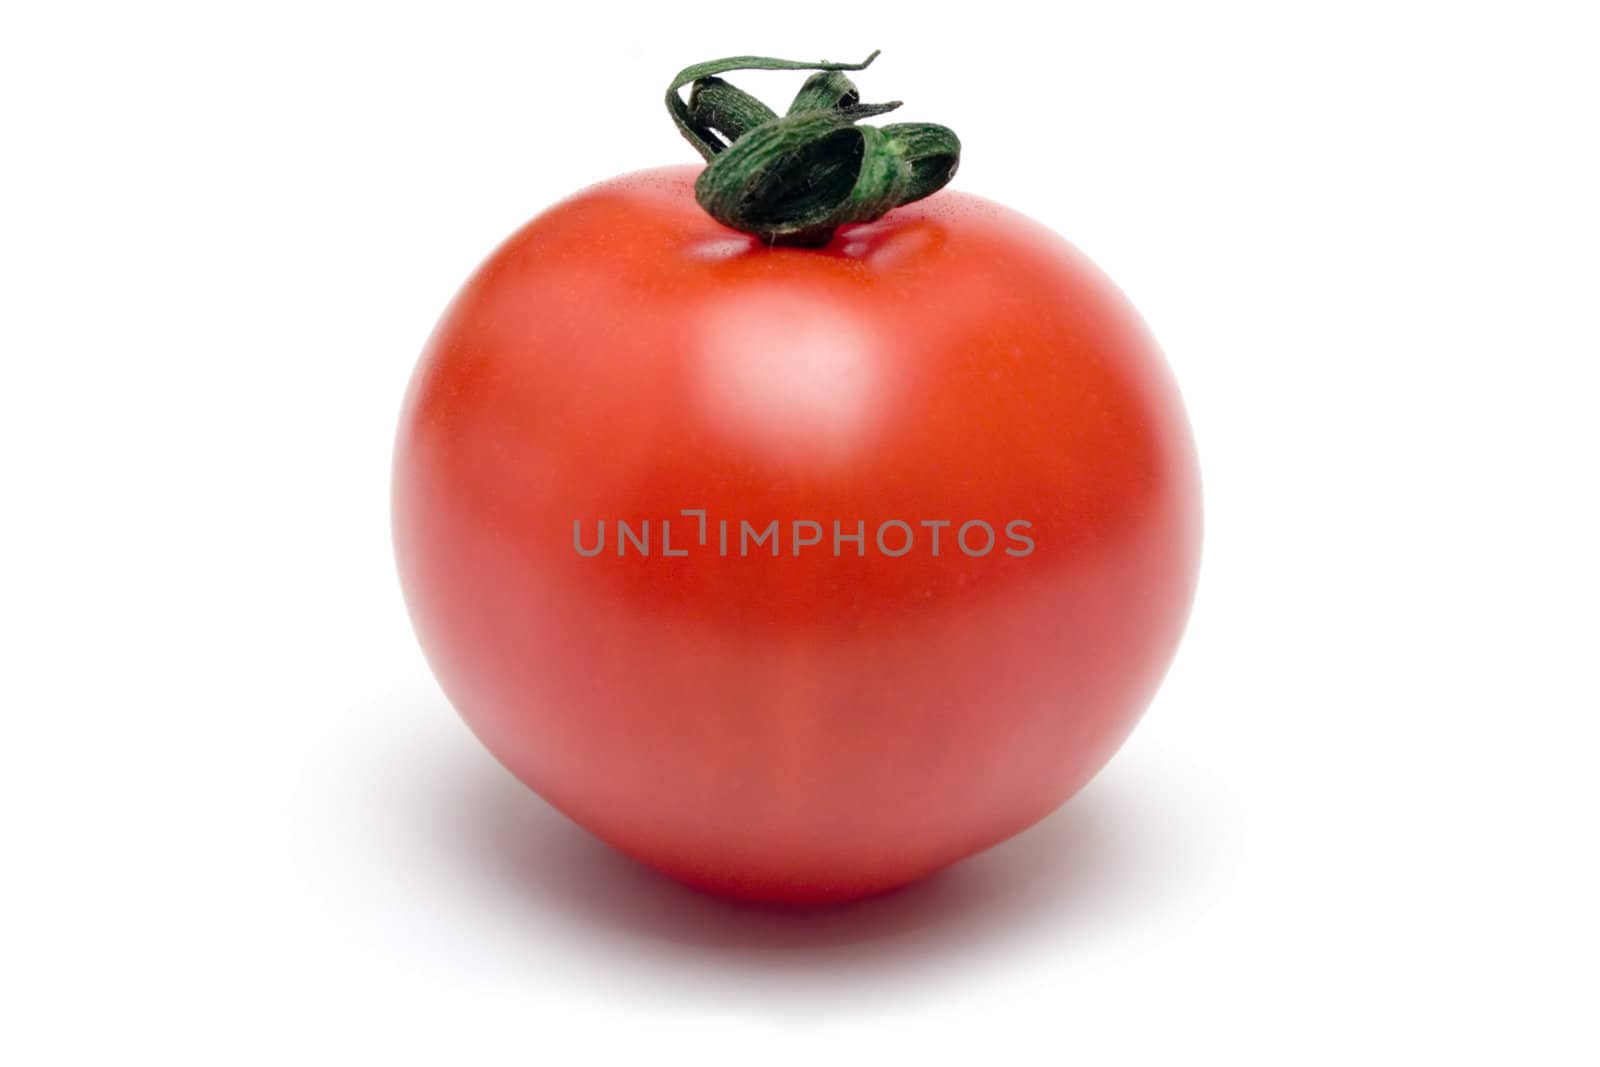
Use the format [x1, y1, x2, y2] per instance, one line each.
[393, 165, 1200, 903]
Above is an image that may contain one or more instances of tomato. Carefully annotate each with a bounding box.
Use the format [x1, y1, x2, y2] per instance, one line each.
[392, 163, 1200, 903]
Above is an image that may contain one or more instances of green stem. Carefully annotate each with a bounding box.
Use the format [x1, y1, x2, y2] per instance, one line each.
[664, 51, 960, 247]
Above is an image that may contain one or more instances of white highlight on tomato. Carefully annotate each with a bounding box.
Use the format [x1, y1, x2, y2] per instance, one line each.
[693, 288, 883, 462]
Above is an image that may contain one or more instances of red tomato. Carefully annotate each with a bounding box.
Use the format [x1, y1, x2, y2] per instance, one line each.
[392, 165, 1200, 903]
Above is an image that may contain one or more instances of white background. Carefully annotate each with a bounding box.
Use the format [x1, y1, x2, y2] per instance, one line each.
[3, 1, 1597, 1062]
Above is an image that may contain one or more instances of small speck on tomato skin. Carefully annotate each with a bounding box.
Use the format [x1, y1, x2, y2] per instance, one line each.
[392, 164, 1200, 904]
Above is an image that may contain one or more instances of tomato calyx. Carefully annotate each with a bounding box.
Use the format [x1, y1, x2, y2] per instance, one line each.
[665, 51, 961, 247]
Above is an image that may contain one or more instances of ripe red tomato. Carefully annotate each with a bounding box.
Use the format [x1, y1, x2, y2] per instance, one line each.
[392, 164, 1200, 903]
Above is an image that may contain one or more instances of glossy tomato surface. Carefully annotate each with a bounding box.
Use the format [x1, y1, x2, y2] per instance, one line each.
[393, 165, 1201, 903]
